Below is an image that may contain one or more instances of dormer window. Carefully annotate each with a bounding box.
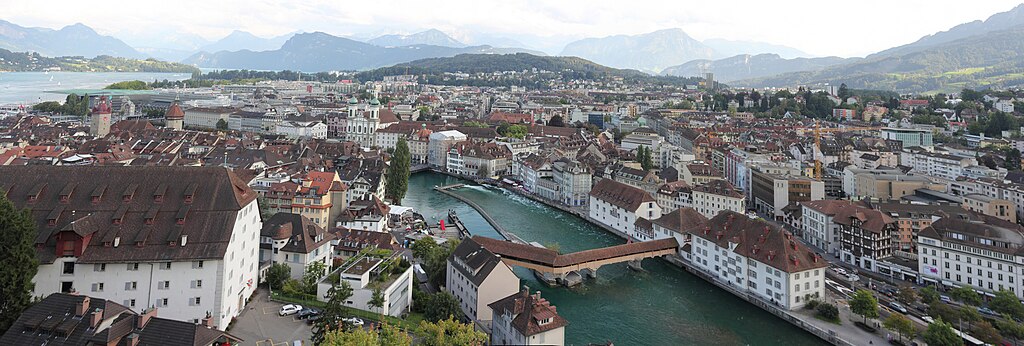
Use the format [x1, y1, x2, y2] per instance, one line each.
[123, 184, 138, 202]
[153, 184, 168, 203]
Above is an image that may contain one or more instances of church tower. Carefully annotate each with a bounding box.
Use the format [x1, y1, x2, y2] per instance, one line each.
[90, 96, 112, 137]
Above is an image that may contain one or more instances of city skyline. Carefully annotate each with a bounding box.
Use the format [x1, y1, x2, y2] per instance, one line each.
[2, 0, 1022, 57]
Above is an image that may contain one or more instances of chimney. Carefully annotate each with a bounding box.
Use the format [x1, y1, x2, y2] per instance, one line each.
[201, 311, 213, 328]
[125, 333, 140, 346]
[137, 308, 157, 329]
[90, 308, 103, 329]
[76, 296, 91, 317]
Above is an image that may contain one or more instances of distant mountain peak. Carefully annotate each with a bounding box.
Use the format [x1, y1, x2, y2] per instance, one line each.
[560, 28, 712, 73]
[368, 29, 465, 48]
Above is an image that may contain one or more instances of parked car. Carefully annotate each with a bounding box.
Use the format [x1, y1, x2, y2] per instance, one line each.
[833, 267, 848, 276]
[978, 307, 1000, 317]
[343, 317, 364, 326]
[940, 295, 952, 303]
[297, 308, 320, 319]
[889, 302, 908, 314]
[279, 304, 302, 316]
[922, 316, 935, 324]
[306, 314, 322, 325]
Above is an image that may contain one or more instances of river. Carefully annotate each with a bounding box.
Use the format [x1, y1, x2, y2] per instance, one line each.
[403, 172, 826, 346]
[0, 72, 191, 104]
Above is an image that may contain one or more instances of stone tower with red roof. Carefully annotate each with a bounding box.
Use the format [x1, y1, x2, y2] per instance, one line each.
[165, 101, 185, 130]
[89, 96, 112, 137]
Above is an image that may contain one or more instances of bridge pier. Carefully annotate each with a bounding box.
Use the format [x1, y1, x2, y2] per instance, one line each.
[580, 268, 598, 279]
[627, 259, 644, 271]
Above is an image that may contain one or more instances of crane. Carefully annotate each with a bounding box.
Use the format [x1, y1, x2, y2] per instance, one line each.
[812, 120, 882, 180]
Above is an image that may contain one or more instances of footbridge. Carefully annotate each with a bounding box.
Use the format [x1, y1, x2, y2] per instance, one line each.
[471, 236, 679, 277]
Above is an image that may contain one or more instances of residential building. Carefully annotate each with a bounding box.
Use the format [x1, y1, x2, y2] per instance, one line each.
[317, 255, 413, 317]
[963, 193, 1017, 223]
[0, 293, 242, 345]
[551, 159, 592, 207]
[691, 179, 745, 219]
[489, 289, 568, 346]
[588, 179, 662, 241]
[0, 166, 261, 330]
[902, 151, 976, 181]
[259, 213, 335, 280]
[655, 181, 692, 214]
[834, 206, 897, 272]
[751, 170, 824, 221]
[853, 173, 941, 200]
[800, 200, 862, 256]
[446, 237, 520, 330]
[337, 196, 391, 232]
[184, 107, 234, 129]
[428, 130, 468, 169]
[919, 216, 1024, 298]
[689, 211, 828, 310]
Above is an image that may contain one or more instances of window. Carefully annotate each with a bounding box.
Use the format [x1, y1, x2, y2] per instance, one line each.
[127, 263, 139, 271]
[158, 281, 170, 290]
[94, 264, 106, 272]
[193, 261, 204, 269]
[62, 262, 75, 275]
[161, 262, 172, 270]
[191, 297, 202, 306]
[91, 282, 104, 292]
[125, 281, 137, 291]
[193, 280, 203, 288]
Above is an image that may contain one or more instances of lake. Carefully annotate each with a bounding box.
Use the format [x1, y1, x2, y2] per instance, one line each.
[0, 72, 191, 104]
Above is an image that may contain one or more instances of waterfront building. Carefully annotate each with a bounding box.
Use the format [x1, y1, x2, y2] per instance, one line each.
[834, 206, 896, 272]
[0, 166, 261, 330]
[881, 127, 933, 148]
[337, 196, 391, 232]
[488, 289, 568, 346]
[447, 141, 512, 178]
[689, 211, 828, 310]
[317, 255, 413, 317]
[651, 207, 710, 258]
[918, 215, 1024, 298]
[588, 178, 662, 241]
[446, 237, 520, 331]
[691, 179, 745, 219]
[0, 293, 241, 345]
[259, 213, 335, 280]
[337, 156, 388, 203]
[551, 159, 592, 207]
[428, 130, 468, 169]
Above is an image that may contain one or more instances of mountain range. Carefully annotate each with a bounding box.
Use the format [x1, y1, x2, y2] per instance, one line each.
[181, 32, 539, 71]
[0, 20, 143, 58]
[368, 29, 466, 48]
[661, 54, 853, 82]
[560, 29, 716, 74]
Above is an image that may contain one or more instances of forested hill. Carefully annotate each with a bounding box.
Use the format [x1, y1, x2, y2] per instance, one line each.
[0, 49, 200, 73]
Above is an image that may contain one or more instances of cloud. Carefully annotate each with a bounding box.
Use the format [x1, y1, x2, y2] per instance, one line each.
[1, 0, 1022, 57]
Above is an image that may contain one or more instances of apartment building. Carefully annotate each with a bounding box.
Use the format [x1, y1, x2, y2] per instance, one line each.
[489, 289, 568, 346]
[902, 151, 976, 181]
[588, 178, 662, 241]
[919, 216, 1024, 298]
[963, 193, 1017, 223]
[691, 179, 745, 219]
[259, 213, 334, 280]
[446, 238, 520, 330]
[800, 200, 863, 257]
[551, 159, 592, 207]
[655, 181, 692, 214]
[1, 166, 262, 330]
[689, 211, 828, 310]
[834, 206, 897, 272]
[751, 170, 824, 221]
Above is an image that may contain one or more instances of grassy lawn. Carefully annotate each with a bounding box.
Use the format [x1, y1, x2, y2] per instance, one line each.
[270, 291, 425, 332]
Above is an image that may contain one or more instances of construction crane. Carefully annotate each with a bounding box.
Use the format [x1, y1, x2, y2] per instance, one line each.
[812, 120, 882, 180]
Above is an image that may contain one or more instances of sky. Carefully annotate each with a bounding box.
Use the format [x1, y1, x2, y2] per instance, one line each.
[2, 0, 1022, 57]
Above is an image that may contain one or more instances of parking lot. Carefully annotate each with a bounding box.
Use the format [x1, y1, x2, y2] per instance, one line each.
[230, 289, 313, 346]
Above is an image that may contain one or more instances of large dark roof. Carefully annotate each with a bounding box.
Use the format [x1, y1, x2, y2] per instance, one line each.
[0, 293, 241, 346]
[693, 211, 828, 273]
[0, 166, 258, 264]
[589, 178, 655, 211]
[920, 215, 1024, 256]
[449, 237, 508, 286]
[261, 213, 334, 254]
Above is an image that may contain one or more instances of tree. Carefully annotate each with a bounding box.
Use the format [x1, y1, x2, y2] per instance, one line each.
[837, 83, 851, 101]
[950, 286, 983, 306]
[322, 322, 413, 346]
[216, 119, 229, 130]
[0, 193, 40, 333]
[547, 114, 565, 127]
[920, 286, 941, 305]
[385, 138, 411, 204]
[639, 145, 654, 171]
[1005, 148, 1022, 171]
[929, 301, 961, 326]
[973, 320, 1003, 345]
[303, 261, 328, 294]
[423, 291, 462, 322]
[897, 284, 918, 305]
[411, 237, 439, 260]
[992, 289, 1024, 321]
[924, 319, 964, 346]
[849, 290, 879, 323]
[369, 287, 385, 318]
[996, 319, 1024, 346]
[500, 124, 528, 139]
[313, 281, 355, 345]
[265, 263, 291, 291]
[960, 306, 981, 329]
[884, 314, 915, 343]
[816, 303, 840, 322]
[417, 317, 487, 346]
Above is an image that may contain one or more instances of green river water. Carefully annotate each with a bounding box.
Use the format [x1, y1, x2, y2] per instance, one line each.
[404, 172, 826, 346]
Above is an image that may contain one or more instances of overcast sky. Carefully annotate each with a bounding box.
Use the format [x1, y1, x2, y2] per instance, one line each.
[2, 0, 1022, 57]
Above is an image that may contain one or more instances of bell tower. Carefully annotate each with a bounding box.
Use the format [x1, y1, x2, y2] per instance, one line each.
[90, 96, 112, 137]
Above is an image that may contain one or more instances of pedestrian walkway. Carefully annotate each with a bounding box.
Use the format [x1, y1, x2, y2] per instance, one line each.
[791, 299, 890, 346]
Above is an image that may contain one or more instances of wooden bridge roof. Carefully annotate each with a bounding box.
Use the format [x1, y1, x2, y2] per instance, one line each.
[471, 236, 678, 269]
